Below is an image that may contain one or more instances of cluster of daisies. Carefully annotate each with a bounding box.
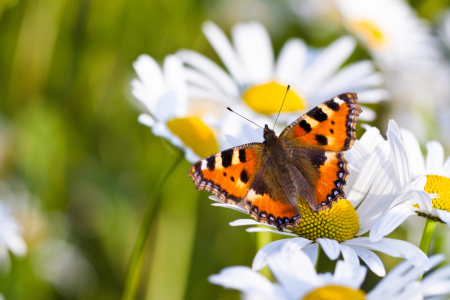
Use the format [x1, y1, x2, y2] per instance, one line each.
[132, 0, 450, 298]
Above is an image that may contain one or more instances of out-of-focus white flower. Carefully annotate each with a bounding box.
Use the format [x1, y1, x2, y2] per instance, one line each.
[210, 249, 448, 300]
[334, 0, 440, 71]
[179, 21, 388, 123]
[210, 121, 430, 277]
[131, 54, 226, 162]
[0, 200, 26, 271]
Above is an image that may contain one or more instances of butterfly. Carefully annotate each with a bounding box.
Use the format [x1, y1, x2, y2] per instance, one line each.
[188, 93, 362, 231]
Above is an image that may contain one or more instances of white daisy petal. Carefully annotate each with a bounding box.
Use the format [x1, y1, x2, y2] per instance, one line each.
[412, 190, 433, 214]
[360, 124, 384, 153]
[137, 113, 155, 127]
[163, 55, 187, 113]
[133, 54, 166, 102]
[344, 237, 430, 269]
[357, 89, 390, 104]
[301, 36, 356, 95]
[359, 105, 376, 121]
[253, 239, 290, 271]
[229, 219, 265, 227]
[369, 204, 416, 242]
[232, 22, 274, 84]
[267, 252, 314, 299]
[211, 202, 247, 213]
[425, 141, 444, 175]
[202, 21, 247, 85]
[302, 243, 319, 266]
[400, 128, 426, 178]
[339, 245, 359, 268]
[246, 227, 298, 236]
[275, 38, 307, 82]
[333, 260, 367, 289]
[209, 266, 277, 297]
[349, 245, 385, 277]
[347, 142, 388, 207]
[316, 60, 381, 97]
[387, 120, 410, 187]
[177, 49, 239, 98]
[316, 238, 341, 260]
[443, 156, 450, 177]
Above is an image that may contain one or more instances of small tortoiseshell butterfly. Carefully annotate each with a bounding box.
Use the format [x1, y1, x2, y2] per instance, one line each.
[189, 93, 361, 231]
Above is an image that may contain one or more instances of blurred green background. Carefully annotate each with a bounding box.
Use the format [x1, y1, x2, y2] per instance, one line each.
[0, 0, 449, 299]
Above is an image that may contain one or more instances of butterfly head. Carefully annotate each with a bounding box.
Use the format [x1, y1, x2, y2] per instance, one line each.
[263, 124, 277, 141]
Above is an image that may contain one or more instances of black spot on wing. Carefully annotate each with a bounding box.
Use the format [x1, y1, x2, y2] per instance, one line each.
[231, 176, 235, 182]
[221, 150, 233, 168]
[326, 100, 340, 111]
[315, 134, 328, 146]
[337, 93, 350, 102]
[240, 169, 249, 183]
[206, 156, 215, 171]
[308, 153, 327, 168]
[307, 107, 328, 122]
[299, 120, 312, 133]
[239, 149, 246, 162]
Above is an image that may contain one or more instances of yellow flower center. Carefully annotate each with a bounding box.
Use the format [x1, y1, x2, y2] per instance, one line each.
[166, 117, 219, 158]
[291, 198, 359, 242]
[425, 175, 450, 212]
[348, 20, 386, 50]
[302, 285, 366, 300]
[242, 81, 306, 115]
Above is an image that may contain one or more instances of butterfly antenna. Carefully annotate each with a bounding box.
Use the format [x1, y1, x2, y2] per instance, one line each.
[273, 85, 290, 130]
[226, 107, 263, 129]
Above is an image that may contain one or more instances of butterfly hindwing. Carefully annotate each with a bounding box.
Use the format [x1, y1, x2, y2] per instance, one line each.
[289, 150, 349, 211]
[280, 93, 362, 151]
[244, 161, 301, 230]
[188, 143, 263, 204]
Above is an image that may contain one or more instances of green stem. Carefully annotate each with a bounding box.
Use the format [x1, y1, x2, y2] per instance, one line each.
[257, 231, 272, 279]
[121, 151, 184, 300]
[315, 244, 321, 271]
[419, 218, 437, 255]
[418, 218, 437, 281]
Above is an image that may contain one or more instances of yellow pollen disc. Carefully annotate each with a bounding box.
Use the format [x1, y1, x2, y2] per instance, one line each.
[166, 117, 219, 158]
[302, 285, 366, 300]
[425, 175, 450, 211]
[242, 81, 306, 115]
[291, 198, 359, 242]
[349, 20, 386, 50]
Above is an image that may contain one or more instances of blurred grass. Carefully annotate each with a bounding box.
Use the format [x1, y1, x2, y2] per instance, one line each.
[0, 0, 443, 299]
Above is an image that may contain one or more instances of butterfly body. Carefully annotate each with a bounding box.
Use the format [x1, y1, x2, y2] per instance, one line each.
[189, 93, 362, 231]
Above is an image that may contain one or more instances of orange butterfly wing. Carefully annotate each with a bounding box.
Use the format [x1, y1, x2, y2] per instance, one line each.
[280, 93, 361, 151]
[189, 144, 301, 231]
[281, 93, 361, 211]
[188, 143, 263, 204]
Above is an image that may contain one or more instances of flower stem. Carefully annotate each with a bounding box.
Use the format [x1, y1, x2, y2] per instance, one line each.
[418, 218, 437, 280]
[121, 151, 184, 300]
[257, 231, 272, 279]
[419, 218, 437, 255]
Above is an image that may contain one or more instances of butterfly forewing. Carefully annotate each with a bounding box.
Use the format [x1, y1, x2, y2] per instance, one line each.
[189, 143, 264, 204]
[280, 93, 361, 151]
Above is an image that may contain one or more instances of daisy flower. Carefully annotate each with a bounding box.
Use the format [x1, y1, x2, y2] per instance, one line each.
[400, 129, 450, 224]
[131, 54, 226, 162]
[366, 122, 450, 245]
[211, 120, 430, 276]
[210, 249, 449, 300]
[0, 200, 26, 271]
[333, 0, 440, 71]
[178, 21, 388, 123]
